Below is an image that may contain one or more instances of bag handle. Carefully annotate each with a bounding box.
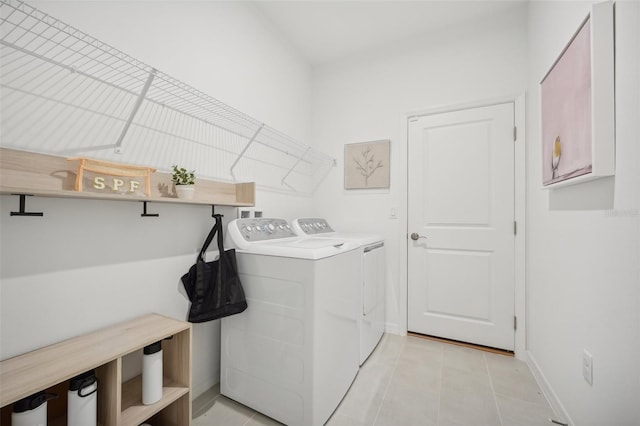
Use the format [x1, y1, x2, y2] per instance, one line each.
[194, 214, 224, 305]
[198, 214, 224, 262]
[214, 213, 225, 254]
[214, 215, 225, 309]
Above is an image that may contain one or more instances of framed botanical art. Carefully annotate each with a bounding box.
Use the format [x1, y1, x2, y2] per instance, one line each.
[344, 139, 390, 189]
[540, 1, 614, 188]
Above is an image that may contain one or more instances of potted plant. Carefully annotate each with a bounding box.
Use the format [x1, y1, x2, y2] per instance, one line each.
[171, 165, 196, 200]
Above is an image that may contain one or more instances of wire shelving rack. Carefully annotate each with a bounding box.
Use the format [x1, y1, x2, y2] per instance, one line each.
[0, 0, 336, 194]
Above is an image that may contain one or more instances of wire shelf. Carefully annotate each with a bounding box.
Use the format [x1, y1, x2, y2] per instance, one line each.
[0, 0, 335, 194]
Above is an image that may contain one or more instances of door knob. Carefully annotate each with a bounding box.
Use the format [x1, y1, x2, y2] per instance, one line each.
[410, 232, 427, 241]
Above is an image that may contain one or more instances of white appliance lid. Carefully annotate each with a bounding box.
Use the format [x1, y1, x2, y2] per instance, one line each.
[321, 232, 384, 246]
[227, 218, 360, 259]
[291, 218, 383, 246]
[233, 237, 359, 259]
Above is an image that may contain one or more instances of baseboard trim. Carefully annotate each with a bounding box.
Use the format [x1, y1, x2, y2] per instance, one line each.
[526, 350, 574, 426]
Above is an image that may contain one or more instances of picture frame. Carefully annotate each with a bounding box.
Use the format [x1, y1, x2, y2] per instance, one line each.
[344, 139, 390, 189]
[540, 1, 614, 188]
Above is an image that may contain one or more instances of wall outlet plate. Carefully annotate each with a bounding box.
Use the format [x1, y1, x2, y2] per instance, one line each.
[582, 350, 593, 385]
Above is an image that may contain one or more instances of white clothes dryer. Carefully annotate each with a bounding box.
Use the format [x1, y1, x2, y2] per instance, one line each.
[221, 218, 361, 426]
[291, 218, 386, 366]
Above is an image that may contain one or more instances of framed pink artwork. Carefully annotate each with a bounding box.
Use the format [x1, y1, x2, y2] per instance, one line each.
[540, 1, 614, 188]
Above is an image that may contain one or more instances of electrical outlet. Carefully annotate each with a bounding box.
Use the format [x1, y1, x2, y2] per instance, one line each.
[582, 350, 593, 385]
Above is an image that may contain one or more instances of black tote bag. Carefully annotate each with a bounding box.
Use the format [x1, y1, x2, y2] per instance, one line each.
[181, 214, 247, 323]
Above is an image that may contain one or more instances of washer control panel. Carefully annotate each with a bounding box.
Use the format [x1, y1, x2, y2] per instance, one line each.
[295, 218, 334, 235]
[234, 218, 296, 241]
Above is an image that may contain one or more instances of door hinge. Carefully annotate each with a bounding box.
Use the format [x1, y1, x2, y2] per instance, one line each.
[513, 126, 517, 142]
[514, 316, 517, 330]
[514, 221, 517, 235]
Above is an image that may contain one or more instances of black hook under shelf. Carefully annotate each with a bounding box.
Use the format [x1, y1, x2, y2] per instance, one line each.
[141, 201, 159, 217]
[10, 194, 43, 217]
[211, 206, 224, 219]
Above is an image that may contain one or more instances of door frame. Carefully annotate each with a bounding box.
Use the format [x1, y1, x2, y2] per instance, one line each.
[399, 94, 526, 359]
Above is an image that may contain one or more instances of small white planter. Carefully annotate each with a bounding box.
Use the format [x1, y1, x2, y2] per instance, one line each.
[175, 185, 195, 200]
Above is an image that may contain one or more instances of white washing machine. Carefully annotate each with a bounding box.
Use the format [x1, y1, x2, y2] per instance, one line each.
[221, 218, 361, 426]
[291, 218, 385, 366]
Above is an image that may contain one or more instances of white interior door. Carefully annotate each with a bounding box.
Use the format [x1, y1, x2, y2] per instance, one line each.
[407, 102, 515, 351]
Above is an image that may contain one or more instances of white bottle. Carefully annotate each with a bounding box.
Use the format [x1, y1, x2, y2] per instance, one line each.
[12, 391, 56, 426]
[68, 370, 97, 426]
[142, 341, 163, 405]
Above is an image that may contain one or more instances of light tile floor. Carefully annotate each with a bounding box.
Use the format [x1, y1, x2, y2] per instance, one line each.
[192, 333, 557, 426]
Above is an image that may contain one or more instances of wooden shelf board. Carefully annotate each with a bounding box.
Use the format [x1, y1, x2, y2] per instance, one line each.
[0, 148, 255, 207]
[0, 185, 255, 207]
[0, 314, 190, 407]
[120, 375, 189, 426]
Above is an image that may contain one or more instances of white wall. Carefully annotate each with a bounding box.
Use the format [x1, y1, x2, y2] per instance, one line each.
[0, 0, 314, 398]
[4, 3, 639, 423]
[24, 0, 312, 143]
[310, 4, 528, 335]
[526, 1, 640, 424]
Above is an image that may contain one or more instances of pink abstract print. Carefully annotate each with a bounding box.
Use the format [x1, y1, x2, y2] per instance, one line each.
[541, 18, 592, 185]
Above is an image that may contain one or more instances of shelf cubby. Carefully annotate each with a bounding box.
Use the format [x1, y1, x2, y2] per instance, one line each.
[0, 314, 192, 426]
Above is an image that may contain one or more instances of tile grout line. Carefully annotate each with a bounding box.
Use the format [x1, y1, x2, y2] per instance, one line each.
[435, 345, 444, 426]
[242, 410, 255, 426]
[370, 336, 407, 426]
[484, 353, 504, 426]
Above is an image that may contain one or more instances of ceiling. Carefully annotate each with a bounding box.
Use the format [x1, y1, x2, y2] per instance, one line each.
[253, 0, 526, 66]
